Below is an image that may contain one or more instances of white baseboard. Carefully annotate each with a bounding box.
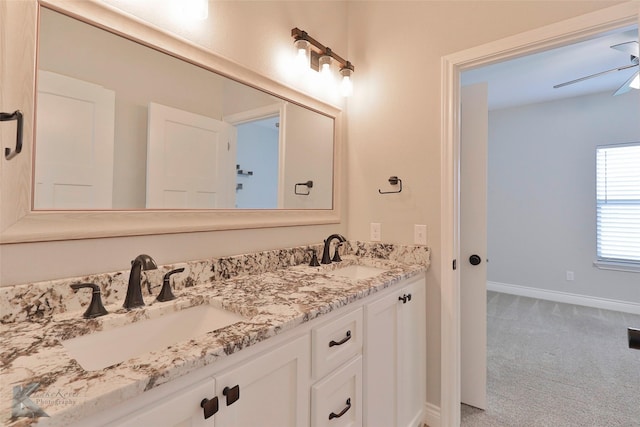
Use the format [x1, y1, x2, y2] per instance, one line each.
[423, 402, 441, 427]
[487, 281, 640, 315]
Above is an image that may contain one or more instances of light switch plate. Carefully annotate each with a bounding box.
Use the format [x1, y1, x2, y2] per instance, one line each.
[370, 223, 381, 242]
[414, 224, 427, 245]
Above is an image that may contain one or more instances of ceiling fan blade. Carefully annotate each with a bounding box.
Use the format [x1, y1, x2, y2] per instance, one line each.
[613, 69, 639, 96]
[553, 63, 637, 89]
[611, 41, 639, 57]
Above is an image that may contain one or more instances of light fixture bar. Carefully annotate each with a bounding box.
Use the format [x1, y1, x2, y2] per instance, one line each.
[291, 28, 354, 72]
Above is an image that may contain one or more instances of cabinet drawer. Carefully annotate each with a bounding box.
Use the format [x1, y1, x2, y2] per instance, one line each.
[312, 307, 363, 379]
[311, 356, 362, 427]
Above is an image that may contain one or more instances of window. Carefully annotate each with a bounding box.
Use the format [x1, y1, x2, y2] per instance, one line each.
[596, 142, 640, 268]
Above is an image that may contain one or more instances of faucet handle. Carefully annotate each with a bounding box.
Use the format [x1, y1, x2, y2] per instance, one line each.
[332, 242, 344, 263]
[307, 249, 320, 267]
[157, 268, 184, 302]
[70, 283, 108, 319]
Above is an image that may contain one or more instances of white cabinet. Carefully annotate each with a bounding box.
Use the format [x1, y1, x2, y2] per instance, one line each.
[109, 335, 309, 427]
[93, 273, 426, 427]
[310, 308, 364, 427]
[364, 276, 426, 427]
[214, 335, 309, 427]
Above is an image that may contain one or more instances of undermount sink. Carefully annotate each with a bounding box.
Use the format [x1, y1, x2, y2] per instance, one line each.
[328, 264, 388, 280]
[62, 305, 246, 371]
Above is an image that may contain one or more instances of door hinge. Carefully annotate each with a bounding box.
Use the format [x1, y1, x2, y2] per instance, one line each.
[453, 259, 457, 270]
[227, 141, 230, 151]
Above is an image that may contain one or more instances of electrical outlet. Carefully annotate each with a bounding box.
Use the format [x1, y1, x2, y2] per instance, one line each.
[566, 271, 574, 281]
[414, 224, 427, 245]
[370, 223, 381, 242]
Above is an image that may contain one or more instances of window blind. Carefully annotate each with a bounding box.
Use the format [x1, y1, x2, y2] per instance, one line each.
[596, 143, 640, 264]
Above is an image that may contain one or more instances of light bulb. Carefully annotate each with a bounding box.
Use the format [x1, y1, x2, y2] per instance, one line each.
[340, 64, 354, 97]
[294, 39, 310, 68]
[181, 0, 208, 20]
[631, 74, 640, 90]
[340, 75, 353, 97]
[319, 54, 332, 76]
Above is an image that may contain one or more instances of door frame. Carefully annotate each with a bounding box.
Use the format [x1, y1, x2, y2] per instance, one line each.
[440, 3, 640, 426]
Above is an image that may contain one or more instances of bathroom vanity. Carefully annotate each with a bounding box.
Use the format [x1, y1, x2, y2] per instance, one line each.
[1, 243, 429, 427]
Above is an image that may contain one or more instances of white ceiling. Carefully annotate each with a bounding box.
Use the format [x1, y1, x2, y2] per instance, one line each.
[461, 25, 639, 111]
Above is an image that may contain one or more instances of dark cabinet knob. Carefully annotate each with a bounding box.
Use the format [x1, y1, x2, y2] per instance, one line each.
[469, 254, 482, 266]
[200, 397, 219, 419]
[223, 385, 240, 406]
[398, 293, 412, 304]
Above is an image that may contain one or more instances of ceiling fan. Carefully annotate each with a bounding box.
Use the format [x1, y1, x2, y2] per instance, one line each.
[554, 40, 639, 96]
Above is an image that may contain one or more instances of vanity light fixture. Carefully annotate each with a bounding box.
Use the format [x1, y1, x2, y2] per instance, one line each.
[291, 27, 355, 97]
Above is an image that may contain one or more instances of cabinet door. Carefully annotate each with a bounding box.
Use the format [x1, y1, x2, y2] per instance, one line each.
[364, 290, 400, 427]
[311, 356, 362, 427]
[364, 276, 426, 427]
[110, 378, 214, 427]
[397, 278, 426, 427]
[214, 335, 310, 427]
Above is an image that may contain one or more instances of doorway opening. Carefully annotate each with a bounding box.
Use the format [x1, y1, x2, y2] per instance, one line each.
[440, 4, 639, 426]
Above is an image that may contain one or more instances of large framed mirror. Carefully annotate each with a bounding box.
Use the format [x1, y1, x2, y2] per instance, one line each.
[0, 0, 342, 243]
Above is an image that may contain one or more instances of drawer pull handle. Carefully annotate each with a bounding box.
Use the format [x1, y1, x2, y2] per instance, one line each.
[329, 398, 351, 420]
[200, 397, 219, 419]
[329, 330, 351, 347]
[223, 385, 240, 406]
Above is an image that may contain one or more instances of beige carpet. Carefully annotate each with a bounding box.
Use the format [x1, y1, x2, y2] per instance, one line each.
[461, 291, 640, 426]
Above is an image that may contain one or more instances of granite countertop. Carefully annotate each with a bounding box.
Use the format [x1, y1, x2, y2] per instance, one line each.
[1, 249, 428, 427]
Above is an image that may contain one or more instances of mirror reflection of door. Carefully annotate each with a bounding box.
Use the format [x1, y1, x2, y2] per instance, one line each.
[146, 102, 237, 209]
[235, 116, 280, 209]
[34, 71, 116, 209]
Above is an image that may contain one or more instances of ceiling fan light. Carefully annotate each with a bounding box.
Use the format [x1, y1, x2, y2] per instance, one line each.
[631, 74, 640, 90]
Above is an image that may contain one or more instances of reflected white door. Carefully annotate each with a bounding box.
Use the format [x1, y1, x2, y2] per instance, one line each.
[460, 83, 488, 410]
[146, 102, 236, 209]
[34, 71, 115, 209]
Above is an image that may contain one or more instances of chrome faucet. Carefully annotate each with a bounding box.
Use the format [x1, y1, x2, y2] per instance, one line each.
[321, 234, 346, 264]
[123, 254, 158, 309]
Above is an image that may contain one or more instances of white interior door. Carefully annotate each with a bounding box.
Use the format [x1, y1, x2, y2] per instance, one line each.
[34, 71, 115, 209]
[460, 83, 488, 410]
[147, 102, 236, 209]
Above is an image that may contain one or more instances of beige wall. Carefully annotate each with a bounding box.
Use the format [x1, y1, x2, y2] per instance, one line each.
[1, 0, 628, 412]
[345, 0, 625, 409]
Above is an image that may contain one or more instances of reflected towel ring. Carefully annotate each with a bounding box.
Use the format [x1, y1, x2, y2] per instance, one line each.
[378, 176, 402, 194]
[295, 180, 313, 195]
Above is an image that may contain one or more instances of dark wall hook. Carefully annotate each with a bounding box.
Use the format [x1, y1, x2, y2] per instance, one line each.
[295, 180, 313, 195]
[378, 176, 402, 194]
[1, 110, 23, 160]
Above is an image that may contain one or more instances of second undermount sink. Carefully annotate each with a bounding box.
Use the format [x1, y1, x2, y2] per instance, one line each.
[62, 305, 246, 371]
[328, 264, 388, 280]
